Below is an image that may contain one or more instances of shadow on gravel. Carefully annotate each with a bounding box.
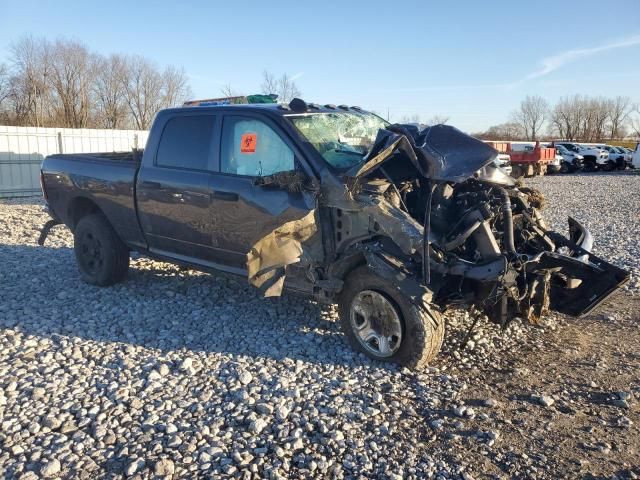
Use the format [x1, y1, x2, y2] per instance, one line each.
[0, 243, 393, 369]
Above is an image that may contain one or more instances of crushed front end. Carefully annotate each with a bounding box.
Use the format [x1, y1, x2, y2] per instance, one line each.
[335, 124, 629, 327]
[247, 112, 629, 330]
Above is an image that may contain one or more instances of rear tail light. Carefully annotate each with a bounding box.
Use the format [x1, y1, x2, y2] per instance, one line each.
[40, 171, 48, 200]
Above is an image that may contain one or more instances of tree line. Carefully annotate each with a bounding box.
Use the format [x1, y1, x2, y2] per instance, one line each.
[0, 36, 192, 130]
[473, 94, 640, 142]
[0, 36, 305, 131]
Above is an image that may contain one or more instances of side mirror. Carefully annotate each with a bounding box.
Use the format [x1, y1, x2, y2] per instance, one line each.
[253, 170, 311, 193]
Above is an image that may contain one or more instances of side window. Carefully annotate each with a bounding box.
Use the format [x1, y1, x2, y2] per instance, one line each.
[156, 115, 216, 171]
[221, 116, 295, 176]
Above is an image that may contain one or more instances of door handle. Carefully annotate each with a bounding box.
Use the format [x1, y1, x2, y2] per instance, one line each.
[212, 191, 239, 201]
[141, 181, 162, 189]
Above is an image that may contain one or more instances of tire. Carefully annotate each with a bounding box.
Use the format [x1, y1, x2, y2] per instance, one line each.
[560, 163, 569, 174]
[583, 159, 596, 172]
[511, 165, 525, 179]
[337, 266, 444, 368]
[73, 214, 129, 286]
[603, 160, 615, 172]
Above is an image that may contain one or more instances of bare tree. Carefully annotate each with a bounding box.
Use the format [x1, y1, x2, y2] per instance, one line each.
[0, 63, 10, 107]
[425, 114, 450, 126]
[277, 73, 301, 103]
[475, 121, 524, 141]
[121, 56, 164, 130]
[47, 39, 96, 128]
[551, 95, 583, 141]
[550, 95, 616, 142]
[261, 70, 301, 103]
[220, 83, 241, 97]
[606, 95, 633, 139]
[0, 63, 11, 123]
[93, 54, 128, 128]
[260, 71, 278, 96]
[161, 65, 192, 108]
[511, 95, 548, 140]
[10, 36, 53, 127]
[629, 104, 640, 138]
[399, 114, 420, 124]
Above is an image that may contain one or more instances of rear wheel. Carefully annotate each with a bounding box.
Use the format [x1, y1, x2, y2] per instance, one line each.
[338, 266, 444, 368]
[73, 214, 129, 286]
[560, 162, 570, 174]
[603, 160, 615, 172]
[511, 165, 525, 179]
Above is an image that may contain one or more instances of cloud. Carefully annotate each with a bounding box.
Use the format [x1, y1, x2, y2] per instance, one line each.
[522, 34, 640, 82]
[366, 34, 640, 95]
[290, 71, 305, 81]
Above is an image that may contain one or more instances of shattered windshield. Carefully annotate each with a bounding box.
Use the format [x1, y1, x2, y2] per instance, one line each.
[288, 112, 388, 169]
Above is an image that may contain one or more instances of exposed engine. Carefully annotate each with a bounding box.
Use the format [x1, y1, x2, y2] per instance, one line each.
[349, 127, 629, 328]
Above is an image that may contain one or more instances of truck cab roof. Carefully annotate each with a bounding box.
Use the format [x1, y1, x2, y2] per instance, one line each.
[166, 98, 371, 118]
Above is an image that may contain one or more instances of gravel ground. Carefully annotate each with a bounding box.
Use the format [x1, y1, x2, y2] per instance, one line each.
[0, 171, 638, 479]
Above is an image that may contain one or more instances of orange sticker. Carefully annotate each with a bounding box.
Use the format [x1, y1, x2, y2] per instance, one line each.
[240, 133, 257, 153]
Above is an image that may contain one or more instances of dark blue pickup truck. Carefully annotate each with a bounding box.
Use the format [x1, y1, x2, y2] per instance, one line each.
[39, 98, 629, 368]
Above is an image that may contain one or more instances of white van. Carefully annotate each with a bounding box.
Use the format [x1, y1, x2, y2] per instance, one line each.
[632, 143, 640, 169]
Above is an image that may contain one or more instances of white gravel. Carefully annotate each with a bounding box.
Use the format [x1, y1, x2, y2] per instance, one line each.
[0, 171, 638, 479]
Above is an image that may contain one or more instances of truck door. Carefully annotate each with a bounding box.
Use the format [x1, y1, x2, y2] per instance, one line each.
[136, 113, 222, 263]
[208, 114, 316, 270]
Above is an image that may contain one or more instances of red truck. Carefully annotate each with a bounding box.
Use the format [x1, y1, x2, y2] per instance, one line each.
[485, 141, 556, 178]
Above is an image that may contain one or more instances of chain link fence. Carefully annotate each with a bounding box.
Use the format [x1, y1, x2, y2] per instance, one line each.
[0, 126, 149, 198]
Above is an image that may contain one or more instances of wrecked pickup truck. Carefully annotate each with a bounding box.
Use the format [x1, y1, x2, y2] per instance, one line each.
[39, 98, 629, 368]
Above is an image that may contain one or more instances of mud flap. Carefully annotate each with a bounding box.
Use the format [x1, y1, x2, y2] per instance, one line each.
[529, 251, 629, 317]
[38, 219, 62, 246]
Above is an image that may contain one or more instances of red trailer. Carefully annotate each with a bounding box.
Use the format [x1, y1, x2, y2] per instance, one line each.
[485, 141, 556, 178]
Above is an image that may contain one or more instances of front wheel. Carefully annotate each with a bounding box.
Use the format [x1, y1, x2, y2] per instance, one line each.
[74, 214, 129, 286]
[338, 266, 444, 368]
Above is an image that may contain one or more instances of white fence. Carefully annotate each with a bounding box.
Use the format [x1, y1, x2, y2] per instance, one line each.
[0, 126, 149, 198]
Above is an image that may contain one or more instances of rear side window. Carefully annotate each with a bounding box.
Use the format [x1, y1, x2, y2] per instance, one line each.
[156, 115, 216, 170]
[220, 116, 294, 176]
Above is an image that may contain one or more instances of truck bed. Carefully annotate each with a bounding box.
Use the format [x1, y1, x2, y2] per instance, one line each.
[41, 150, 146, 248]
[47, 150, 143, 165]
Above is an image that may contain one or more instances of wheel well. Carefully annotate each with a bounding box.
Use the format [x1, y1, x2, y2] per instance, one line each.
[68, 197, 102, 231]
[327, 252, 367, 283]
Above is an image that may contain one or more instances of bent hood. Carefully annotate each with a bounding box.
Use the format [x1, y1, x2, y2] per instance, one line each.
[347, 124, 515, 186]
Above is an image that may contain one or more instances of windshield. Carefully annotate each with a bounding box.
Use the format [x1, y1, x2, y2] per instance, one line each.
[288, 112, 388, 169]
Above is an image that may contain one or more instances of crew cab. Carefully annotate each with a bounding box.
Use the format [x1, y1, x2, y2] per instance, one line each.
[554, 142, 608, 171]
[39, 99, 629, 368]
[593, 144, 627, 170]
[549, 143, 583, 173]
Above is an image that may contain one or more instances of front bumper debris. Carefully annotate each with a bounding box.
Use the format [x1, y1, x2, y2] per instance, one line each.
[539, 219, 629, 317]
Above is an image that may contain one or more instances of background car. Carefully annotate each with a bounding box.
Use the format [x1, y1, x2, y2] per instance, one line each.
[552, 144, 584, 173]
[556, 142, 608, 171]
[595, 145, 627, 170]
[494, 152, 512, 175]
[632, 143, 640, 169]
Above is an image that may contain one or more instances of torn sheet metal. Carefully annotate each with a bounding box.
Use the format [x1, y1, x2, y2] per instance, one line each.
[346, 124, 504, 184]
[246, 210, 318, 297]
[358, 195, 423, 255]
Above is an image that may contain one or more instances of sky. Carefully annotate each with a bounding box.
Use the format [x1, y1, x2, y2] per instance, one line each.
[1, 0, 639, 132]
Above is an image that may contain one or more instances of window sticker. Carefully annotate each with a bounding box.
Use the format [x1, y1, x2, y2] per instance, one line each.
[241, 133, 257, 153]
